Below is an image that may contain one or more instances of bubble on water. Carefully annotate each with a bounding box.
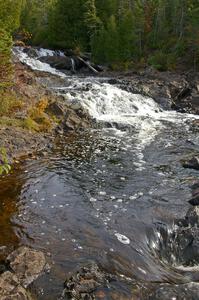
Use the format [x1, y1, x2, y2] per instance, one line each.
[41, 198, 45, 201]
[110, 196, 116, 200]
[115, 233, 130, 245]
[114, 205, 119, 209]
[99, 191, 106, 196]
[110, 248, 114, 252]
[138, 192, 143, 196]
[42, 220, 46, 224]
[51, 205, 55, 208]
[35, 190, 38, 193]
[90, 197, 97, 202]
[120, 177, 126, 181]
[53, 194, 57, 197]
[32, 201, 37, 204]
[129, 194, 137, 200]
[117, 199, 123, 203]
[138, 267, 146, 274]
[59, 205, 64, 208]
[62, 238, 66, 241]
[41, 233, 45, 236]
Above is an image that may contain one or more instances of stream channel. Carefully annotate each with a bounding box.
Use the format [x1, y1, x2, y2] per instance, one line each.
[1, 48, 199, 299]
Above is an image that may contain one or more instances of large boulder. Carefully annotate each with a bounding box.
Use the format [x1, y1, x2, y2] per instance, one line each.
[39, 56, 73, 70]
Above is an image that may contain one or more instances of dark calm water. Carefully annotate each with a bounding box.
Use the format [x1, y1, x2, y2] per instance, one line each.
[0, 123, 199, 298]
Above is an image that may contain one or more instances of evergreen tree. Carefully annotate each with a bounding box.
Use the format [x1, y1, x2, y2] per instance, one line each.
[0, 0, 23, 87]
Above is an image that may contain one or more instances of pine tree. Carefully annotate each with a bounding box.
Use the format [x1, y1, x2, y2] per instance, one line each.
[0, 0, 23, 87]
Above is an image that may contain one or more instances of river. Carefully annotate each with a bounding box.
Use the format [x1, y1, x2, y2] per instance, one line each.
[1, 47, 199, 299]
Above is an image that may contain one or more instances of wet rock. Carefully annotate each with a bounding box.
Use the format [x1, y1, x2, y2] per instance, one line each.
[39, 56, 73, 70]
[148, 282, 199, 300]
[182, 156, 199, 170]
[63, 263, 116, 299]
[0, 271, 32, 300]
[64, 111, 90, 131]
[46, 101, 65, 116]
[185, 207, 199, 226]
[188, 194, 199, 206]
[23, 47, 39, 58]
[7, 246, 47, 288]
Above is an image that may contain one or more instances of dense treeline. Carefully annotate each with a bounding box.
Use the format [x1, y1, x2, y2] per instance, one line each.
[19, 0, 199, 70]
[0, 0, 199, 73]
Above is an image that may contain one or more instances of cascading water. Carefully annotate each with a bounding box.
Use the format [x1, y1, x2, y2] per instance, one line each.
[4, 47, 199, 298]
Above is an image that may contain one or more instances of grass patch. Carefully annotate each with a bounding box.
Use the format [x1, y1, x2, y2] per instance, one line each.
[0, 89, 24, 116]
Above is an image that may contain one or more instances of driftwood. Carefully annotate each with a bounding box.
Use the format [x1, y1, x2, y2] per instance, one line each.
[77, 56, 99, 74]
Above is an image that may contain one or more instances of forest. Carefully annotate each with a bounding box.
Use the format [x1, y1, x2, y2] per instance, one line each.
[1, 0, 199, 78]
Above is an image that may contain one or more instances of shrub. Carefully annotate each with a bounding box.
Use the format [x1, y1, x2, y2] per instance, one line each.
[148, 51, 176, 71]
[0, 147, 11, 175]
[27, 98, 53, 132]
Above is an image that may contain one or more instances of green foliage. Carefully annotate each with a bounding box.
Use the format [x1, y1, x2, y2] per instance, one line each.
[0, 0, 22, 33]
[0, 0, 22, 87]
[148, 51, 176, 71]
[0, 30, 13, 88]
[2, 0, 199, 71]
[0, 148, 11, 175]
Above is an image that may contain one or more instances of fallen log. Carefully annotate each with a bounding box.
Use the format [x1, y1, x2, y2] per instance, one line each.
[77, 56, 99, 74]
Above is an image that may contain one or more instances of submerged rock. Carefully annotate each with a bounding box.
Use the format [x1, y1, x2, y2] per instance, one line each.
[148, 282, 199, 300]
[7, 246, 47, 288]
[63, 263, 116, 299]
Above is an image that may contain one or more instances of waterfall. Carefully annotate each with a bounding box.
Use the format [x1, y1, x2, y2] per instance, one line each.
[70, 58, 76, 73]
[14, 46, 198, 130]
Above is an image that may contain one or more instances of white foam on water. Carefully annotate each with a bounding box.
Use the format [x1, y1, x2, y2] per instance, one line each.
[115, 233, 130, 245]
[13, 47, 66, 77]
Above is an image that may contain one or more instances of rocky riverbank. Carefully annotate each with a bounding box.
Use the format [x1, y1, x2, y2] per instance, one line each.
[0, 60, 91, 163]
[105, 68, 199, 114]
[2, 53, 199, 174]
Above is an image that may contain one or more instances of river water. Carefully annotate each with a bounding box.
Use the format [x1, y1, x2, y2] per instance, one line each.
[1, 48, 199, 299]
